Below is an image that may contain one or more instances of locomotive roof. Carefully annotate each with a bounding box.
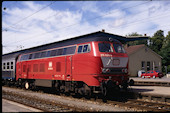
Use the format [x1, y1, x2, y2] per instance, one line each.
[2, 31, 148, 59]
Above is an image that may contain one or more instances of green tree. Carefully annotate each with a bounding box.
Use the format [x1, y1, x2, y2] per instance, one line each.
[160, 31, 170, 72]
[149, 30, 164, 54]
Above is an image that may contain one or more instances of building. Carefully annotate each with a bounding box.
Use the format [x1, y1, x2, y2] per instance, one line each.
[125, 44, 162, 77]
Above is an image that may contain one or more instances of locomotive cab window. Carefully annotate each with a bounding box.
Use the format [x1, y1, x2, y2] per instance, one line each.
[83, 45, 90, 52]
[113, 44, 125, 53]
[98, 43, 113, 52]
[77, 44, 90, 53]
[78, 46, 83, 53]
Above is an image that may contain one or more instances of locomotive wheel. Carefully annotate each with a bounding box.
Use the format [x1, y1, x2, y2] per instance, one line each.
[25, 82, 29, 90]
[101, 85, 107, 97]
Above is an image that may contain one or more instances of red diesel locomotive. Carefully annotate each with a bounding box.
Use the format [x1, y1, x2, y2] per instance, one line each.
[15, 37, 129, 96]
[2, 31, 139, 97]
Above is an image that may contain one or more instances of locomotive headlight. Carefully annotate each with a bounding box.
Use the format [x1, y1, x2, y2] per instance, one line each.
[102, 68, 110, 73]
[124, 68, 127, 73]
[106, 68, 110, 73]
[102, 68, 106, 73]
[122, 68, 127, 73]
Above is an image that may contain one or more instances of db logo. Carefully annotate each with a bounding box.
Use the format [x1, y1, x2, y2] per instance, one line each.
[113, 59, 120, 65]
[48, 61, 53, 70]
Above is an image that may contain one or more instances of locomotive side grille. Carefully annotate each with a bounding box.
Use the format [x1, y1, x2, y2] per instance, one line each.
[40, 63, 45, 72]
[23, 65, 26, 72]
[33, 64, 38, 72]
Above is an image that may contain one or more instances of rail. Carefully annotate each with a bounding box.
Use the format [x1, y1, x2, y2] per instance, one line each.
[2, 86, 170, 112]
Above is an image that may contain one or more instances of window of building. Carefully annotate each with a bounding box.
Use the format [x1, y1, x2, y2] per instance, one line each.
[147, 61, 150, 71]
[141, 61, 145, 70]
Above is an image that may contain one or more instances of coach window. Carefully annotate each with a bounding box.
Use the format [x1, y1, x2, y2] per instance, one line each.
[7, 62, 10, 70]
[11, 62, 13, 70]
[3, 63, 6, 70]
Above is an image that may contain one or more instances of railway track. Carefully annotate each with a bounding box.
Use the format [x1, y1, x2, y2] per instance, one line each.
[107, 99, 170, 112]
[79, 94, 170, 112]
[134, 81, 170, 87]
[2, 91, 75, 112]
[2, 86, 170, 112]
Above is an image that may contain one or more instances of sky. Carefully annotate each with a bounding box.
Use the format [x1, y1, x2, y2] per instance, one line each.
[2, 0, 170, 54]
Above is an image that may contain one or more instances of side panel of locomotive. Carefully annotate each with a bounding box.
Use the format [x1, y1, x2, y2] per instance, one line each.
[16, 45, 77, 81]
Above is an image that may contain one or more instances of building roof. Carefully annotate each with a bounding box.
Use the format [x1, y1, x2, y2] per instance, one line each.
[125, 44, 162, 58]
[3, 31, 148, 57]
[125, 44, 145, 55]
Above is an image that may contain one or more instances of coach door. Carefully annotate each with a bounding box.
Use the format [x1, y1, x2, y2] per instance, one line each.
[65, 56, 72, 81]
